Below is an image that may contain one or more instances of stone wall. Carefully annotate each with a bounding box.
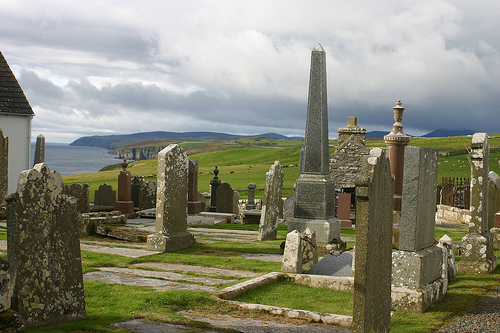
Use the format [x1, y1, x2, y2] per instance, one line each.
[435, 204, 471, 224]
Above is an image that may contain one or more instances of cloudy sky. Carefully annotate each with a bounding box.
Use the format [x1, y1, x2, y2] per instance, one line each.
[1, 0, 499, 143]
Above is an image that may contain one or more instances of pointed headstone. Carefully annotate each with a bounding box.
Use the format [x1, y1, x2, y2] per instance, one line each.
[33, 134, 45, 166]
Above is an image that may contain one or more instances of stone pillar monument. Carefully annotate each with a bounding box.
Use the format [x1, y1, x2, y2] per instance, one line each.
[209, 166, 220, 212]
[384, 100, 411, 219]
[114, 159, 134, 214]
[146, 144, 194, 252]
[188, 160, 203, 214]
[246, 183, 257, 210]
[457, 133, 497, 273]
[33, 134, 45, 166]
[0, 129, 7, 202]
[287, 43, 340, 245]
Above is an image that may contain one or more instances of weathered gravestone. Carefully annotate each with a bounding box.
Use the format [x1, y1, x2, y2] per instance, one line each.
[337, 192, 352, 227]
[0, 128, 7, 202]
[457, 133, 497, 273]
[246, 183, 257, 210]
[114, 159, 134, 214]
[437, 234, 457, 282]
[216, 182, 235, 214]
[131, 174, 157, 211]
[488, 171, 500, 230]
[6, 163, 86, 328]
[188, 160, 203, 214]
[391, 146, 445, 313]
[64, 183, 90, 213]
[146, 144, 194, 252]
[352, 147, 393, 333]
[281, 230, 303, 273]
[94, 183, 116, 207]
[33, 134, 45, 166]
[288, 43, 340, 245]
[258, 161, 284, 241]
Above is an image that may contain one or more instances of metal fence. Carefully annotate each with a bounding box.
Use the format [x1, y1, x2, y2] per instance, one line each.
[438, 177, 470, 209]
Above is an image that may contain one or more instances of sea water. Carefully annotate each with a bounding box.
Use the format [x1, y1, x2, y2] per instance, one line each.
[29, 143, 122, 176]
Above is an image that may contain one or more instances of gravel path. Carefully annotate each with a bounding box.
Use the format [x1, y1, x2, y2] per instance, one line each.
[436, 286, 500, 332]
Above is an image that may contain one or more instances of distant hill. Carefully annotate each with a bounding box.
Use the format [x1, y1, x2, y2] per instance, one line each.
[422, 129, 476, 138]
[70, 131, 304, 150]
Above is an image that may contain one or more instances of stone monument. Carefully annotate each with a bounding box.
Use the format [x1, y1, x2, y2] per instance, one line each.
[146, 144, 194, 252]
[391, 146, 446, 313]
[209, 166, 220, 212]
[114, 159, 134, 214]
[0, 128, 7, 202]
[6, 163, 86, 328]
[33, 134, 45, 166]
[352, 148, 393, 333]
[457, 133, 497, 273]
[257, 161, 284, 241]
[384, 100, 411, 220]
[188, 160, 203, 214]
[216, 182, 234, 213]
[287, 43, 340, 245]
[246, 183, 257, 210]
[94, 183, 116, 207]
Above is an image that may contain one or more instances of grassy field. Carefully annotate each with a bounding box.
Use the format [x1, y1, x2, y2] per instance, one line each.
[63, 134, 500, 201]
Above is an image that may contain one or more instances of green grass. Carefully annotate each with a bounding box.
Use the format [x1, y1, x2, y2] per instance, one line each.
[235, 276, 354, 316]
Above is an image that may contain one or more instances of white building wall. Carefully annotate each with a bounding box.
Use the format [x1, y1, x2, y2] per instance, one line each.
[0, 114, 32, 194]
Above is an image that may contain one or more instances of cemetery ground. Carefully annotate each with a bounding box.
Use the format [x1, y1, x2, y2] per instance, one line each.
[0, 220, 499, 332]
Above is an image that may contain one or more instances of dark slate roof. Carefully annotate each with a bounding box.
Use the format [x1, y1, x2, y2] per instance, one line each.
[0, 51, 34, 116]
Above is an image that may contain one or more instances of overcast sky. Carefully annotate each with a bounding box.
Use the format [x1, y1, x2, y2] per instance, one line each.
[1, 0, 499, 143]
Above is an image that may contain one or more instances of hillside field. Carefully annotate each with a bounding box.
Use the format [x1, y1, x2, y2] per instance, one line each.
[63, 135, 500, 202]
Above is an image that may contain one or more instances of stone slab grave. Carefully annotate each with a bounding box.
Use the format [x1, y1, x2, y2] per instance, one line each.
[307, 252, 354, 276]
[458, 133, 497, 273]
[6, 163, 86, 328]
[287, 44, 340, 246]
[257, 161, 284, 241]
[147, 144, 194, 252]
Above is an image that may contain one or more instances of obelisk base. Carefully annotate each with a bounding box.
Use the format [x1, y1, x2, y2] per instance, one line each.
[287, 217, 340, 245]
[146, 231, 194, 252]
[114, 201, 134, 214]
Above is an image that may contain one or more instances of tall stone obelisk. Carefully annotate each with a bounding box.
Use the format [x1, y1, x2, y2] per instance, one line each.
[288, 43, 340, 245]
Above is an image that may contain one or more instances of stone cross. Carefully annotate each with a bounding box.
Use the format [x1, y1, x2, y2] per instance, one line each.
[6, 163, 86, 328]
[391, 146, 445, 313]
[146, 144, 194, 252]
[288, 43, 340, 245]
[257, 161, 284, 241]
[114, 159, 134, 214]
[188, 160, 203, 214]
[457, 133, 497, 273]
[352, 148, 393, 333]
[0, 128, 7, 201]
[33, 134, 45, 166]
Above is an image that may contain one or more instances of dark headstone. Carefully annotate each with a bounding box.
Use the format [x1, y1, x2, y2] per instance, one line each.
[33, 134, 45, 166]
[308, 252, 353, 276]
[94, 183, 116, 206]
[216, 182, 234, 214]
[188, 160, 202, 214]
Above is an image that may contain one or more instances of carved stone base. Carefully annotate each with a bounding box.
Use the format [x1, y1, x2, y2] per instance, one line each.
[146, 231, 194, 252]
[287, 218, 340, 244]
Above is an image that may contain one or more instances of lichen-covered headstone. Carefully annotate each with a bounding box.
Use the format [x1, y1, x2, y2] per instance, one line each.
[6, 163, 86, 328]
[488, 171, 500, 230]
[438, 234, 456, 282]
[258, 161, 284, 241]
[391, 146, 445, 313]
[458, 133, 497, 273]
[0, 129, 8, 202]
[301, 227, 318, 271]
[146, 145, 194, 252]
[94, 183, 116, 206]
[352, 148, 393, 333]
[64, 183, 90, 213]
[281, 230, 303, 273]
